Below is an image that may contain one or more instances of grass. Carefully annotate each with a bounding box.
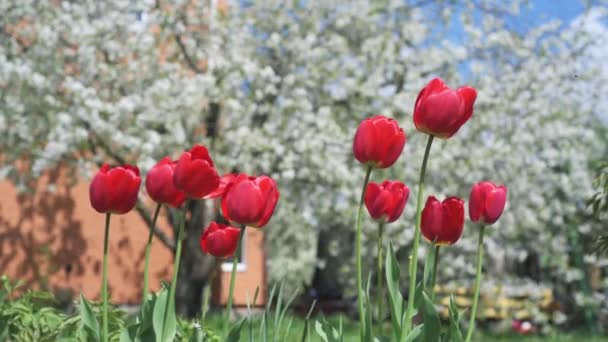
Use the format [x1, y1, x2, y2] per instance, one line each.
[199, 312, 607, 341]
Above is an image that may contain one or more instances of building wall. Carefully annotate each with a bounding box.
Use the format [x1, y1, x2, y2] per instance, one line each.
[212, 227, 267, 307]
[0, 164, 266, 306]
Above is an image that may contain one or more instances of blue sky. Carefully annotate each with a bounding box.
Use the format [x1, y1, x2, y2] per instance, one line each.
[500, 1, 583, 28]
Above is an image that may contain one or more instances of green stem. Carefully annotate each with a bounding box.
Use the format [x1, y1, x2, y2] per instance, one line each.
[223, 225, 247, 337]
[202, 263, 218, 326]
[162, 205, 187, 339]
[355, 166, 373, 339]
[465, 226, 485, 342]
[376, 222, 385, 332]
[101, 213, 111, 342]
[142, 203, 162, 304]
[404, 134, 434, 333]
[429, 244, 440, 301]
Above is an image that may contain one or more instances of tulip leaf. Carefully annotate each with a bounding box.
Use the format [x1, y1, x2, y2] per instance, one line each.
[314, 319, 342, 342]
[79, 293, 100, 342]
[422, 245, 435, 291]
[403, 323, 423, 342]
[447, 295, 464, 342]
[226, 318, 247, 342]
[385, 243, 404, 341]
[136, 292, 157, 335]
[152, 286, 176, 342]
[416, 289, 440, 342]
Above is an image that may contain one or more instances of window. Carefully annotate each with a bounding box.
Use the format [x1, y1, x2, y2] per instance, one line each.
[221, 232, 247, 272]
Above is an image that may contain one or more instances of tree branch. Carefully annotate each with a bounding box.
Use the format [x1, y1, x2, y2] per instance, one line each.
[135, 200, 176, 252]
[175, 33, 203, 73]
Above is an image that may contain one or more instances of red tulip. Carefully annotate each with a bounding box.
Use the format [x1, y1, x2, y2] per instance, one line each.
[200, 222, 241, 257]
[145, 157, 187, 208]
[221, 174, 279, 228]
[469, 181, 507, 225]
[421, 196, 465, 245]
[89, 164, 141, 214]
[353, 115, 406, 169]
[364, 180, 410, 223]
[174, 145, 220, 199]
[413, 78, 477, 139]
[203, 173, 237, 199]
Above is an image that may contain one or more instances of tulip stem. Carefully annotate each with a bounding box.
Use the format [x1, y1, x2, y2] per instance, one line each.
[162, 205, 187, 339]
[429, 244, 440, 301]
[404, 134, 434, 334]
[465, 226, 485, 342]
[101, 213, 111, 342]
[224, 224, 247, 337]
[355, 166, 373, 339]
[142, 203, 162, 304]
[376, 222, 385, 331]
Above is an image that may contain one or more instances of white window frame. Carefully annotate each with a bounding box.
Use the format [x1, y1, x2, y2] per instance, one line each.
[221, 232, 247, 272]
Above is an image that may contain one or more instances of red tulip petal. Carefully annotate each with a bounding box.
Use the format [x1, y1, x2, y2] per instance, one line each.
[189, 144, 215, 166]
[442, 197, 465, 244]
[254, 177, 279, 227]
[421, 196, 443, 243]
[222, 179, 264, 226]
[484, 187, 507, 224]
[353, 119, 380, 165]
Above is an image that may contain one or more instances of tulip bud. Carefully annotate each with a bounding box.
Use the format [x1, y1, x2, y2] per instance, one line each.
[421, 196, 465, 245]
[353, 115, 406, 169]
[89, 164, 141, 214]
[469, 181, 507, 225]
[364, 180, 410, 223]
[200, 222, 241, 257]
[173, 145, 220, 199]
[145, 157, 186, 208]
[221, 174, 279, 228]
[413, 78, 477, 139]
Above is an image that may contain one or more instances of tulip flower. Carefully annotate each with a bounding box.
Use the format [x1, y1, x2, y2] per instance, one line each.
[200, 222, 241, 257]
[221, 174, 279, 228]
[465, 181, 507, 342]
[89, 163, 141, 214]
[469, 181, 507, 225]
[174, 144, 220, 199]
[364, 180, 409, 322]
[89, 163, 141, 342]
[364, 180, 410, 223]
[413, 77, 477, 139]
[421, 196, 465, 245]
[353, 115, 406, 169]
[145, 157, 187, 208]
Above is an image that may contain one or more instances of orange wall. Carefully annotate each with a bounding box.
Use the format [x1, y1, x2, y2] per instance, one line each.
[0, 167, 174, 304]
[0, 166, 267, 306]
[213, 227, 267, 307]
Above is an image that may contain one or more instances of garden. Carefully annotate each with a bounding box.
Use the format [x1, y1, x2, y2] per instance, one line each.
[1, 0, 608, 341]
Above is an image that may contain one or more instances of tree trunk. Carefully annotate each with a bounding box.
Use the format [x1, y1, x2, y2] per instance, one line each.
[174, 200, 217, 318]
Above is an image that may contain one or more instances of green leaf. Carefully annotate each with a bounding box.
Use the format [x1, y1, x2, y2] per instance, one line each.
[422, 246, 435, 290]
[300, 300, 316, 342]
[225, 318, 246, 342]
[363, 274, 373, 342]
[385, 243, 404, 341]
[79, 293, 100, 342]
[403, 324, 423, 342]
[119, 325, 136, 342]
[416, 290, 440, 342]
[447, 295, 464, 342]
[136, 292, 157, 336]
[152, 287, 176, 342]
